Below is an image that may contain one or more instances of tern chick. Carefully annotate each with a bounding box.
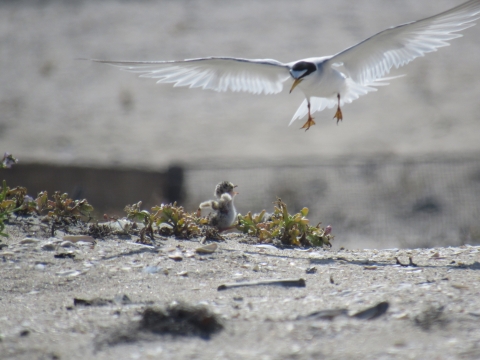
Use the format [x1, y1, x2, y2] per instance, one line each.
[198, 181, 238, 230]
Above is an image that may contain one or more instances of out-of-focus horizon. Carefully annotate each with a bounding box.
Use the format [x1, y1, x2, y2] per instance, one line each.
[1, 0, 480, 248]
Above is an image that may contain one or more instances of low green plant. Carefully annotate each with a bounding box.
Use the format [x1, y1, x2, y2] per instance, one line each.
[0, 180, 14, 237]
[43, 191, 94, 223]
[125, 201, 208, 241]
[151, 202, 207, 238]
[0, 180, 94, 237]
[1, 153, 19, 237]
[1, 171, 333, 247]
[237, 198, 333, 247]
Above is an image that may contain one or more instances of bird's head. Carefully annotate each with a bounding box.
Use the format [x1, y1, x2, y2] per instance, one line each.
[289, 61, 316, 93]
[215, 181, 238, 198]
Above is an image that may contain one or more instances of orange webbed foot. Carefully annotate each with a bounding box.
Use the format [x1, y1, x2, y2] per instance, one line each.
[300, 116, 316, 131]
[333, 108, 343, 124]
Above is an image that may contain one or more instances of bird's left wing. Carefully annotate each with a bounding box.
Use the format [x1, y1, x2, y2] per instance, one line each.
[326, 0, 480, 85]
[90, 57, 291, 95]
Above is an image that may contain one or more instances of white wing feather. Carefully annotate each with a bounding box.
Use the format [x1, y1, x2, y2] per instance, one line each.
[89, 0, 480, 125]
[91, 57, 291, 95]
[327, 0, 480, 85]
[290, 0, 480, 124]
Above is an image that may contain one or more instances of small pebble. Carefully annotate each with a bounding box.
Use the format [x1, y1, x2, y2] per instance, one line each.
[19, 238, 40, 245]
[0, 251, 15, 257]
[41, 243, 56, 251]
[196, 243, 218, 254]
[142, 266, 161, 274]
[63, 235, 95, 243]
[168, 252, 183, 261]
[60, 241, 76, 248]
[56, 270, 83, 277]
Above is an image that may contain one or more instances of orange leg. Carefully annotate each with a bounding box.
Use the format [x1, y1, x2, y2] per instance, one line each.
[333, 93, 343, 124]
[300, 101, 316, 131]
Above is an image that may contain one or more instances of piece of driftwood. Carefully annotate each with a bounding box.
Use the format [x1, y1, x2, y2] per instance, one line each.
[217, 278, 306, 291]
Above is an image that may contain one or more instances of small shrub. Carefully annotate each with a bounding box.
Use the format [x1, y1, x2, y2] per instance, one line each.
[237, 198, 333, 247]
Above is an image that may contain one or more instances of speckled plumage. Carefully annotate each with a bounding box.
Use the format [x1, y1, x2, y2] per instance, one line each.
[199, 181, 238, 230]
[214, 181, 237, 198]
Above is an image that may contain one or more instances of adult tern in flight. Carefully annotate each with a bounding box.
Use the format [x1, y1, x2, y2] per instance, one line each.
[89, 0, 480, 131]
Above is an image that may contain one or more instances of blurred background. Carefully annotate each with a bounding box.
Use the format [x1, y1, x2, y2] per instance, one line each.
[1, 0, 480, 249]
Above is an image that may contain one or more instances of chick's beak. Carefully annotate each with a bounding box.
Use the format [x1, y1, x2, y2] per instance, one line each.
[290, 78, 303, 94]
[232, 185, 239, 196]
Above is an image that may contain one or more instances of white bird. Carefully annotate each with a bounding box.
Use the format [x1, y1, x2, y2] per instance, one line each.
[89, 0, 480, 131]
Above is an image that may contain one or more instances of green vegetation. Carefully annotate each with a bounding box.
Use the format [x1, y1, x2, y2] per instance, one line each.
[123, 198, 334, 247]
[0, 181, 14, 237]
[124, 201, 209, 242]
[0, 180, 94, 238]
[0, 178, 333, 247]
[237, 198, 333, 247]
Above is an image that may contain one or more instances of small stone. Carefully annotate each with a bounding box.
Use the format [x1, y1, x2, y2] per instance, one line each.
[177, 271, 188, 276]
[19, 238, 41, 245]
[35, 264, 46, 271]
[62, 235, 95, 243]
[56, 270, 83, 277]
[195, 243, 218, 254]
[0, 252, 15, 257]
[185, 250, 196, 258]
[41, 243, 56, 251]
[168, 252, 183, 261]
[60, 241, 76, 248]
[142, 266, 161, 274]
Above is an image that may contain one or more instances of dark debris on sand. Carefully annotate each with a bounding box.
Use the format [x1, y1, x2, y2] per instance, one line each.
[97, 302, 223, 349]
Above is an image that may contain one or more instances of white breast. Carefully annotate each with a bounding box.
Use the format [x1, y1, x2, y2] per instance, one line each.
[298, 64, 347, 100]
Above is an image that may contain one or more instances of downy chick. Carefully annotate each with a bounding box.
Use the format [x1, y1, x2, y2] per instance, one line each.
[198, 181, 238, 230]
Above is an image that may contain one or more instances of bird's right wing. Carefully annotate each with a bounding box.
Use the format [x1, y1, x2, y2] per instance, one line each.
[89, 57, 292, 95]
[326, 0, 480, 85]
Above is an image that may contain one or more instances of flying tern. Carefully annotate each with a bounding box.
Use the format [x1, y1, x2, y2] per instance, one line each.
[89, 0, 480, 131]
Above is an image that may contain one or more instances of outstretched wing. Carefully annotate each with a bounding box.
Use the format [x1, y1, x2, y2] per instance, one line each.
[90, 57, 291, 95]
[327, 0, 480, 85]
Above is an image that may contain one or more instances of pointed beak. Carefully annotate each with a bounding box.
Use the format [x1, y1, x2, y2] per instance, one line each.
[290, 78, 303, 94]
[232, 185, 239, 196]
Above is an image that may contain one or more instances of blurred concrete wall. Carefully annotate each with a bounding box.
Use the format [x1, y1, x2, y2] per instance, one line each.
[1, 0, 479, 248]
[1, 0, 479, 168]
[1, 163, 185, 215]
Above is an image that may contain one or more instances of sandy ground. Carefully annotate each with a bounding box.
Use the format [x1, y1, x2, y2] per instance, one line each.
[1, 0, 480, 168]
[1, 218, 480, 359]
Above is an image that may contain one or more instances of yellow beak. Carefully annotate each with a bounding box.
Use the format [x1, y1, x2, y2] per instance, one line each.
[290, 78, 303, 93]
